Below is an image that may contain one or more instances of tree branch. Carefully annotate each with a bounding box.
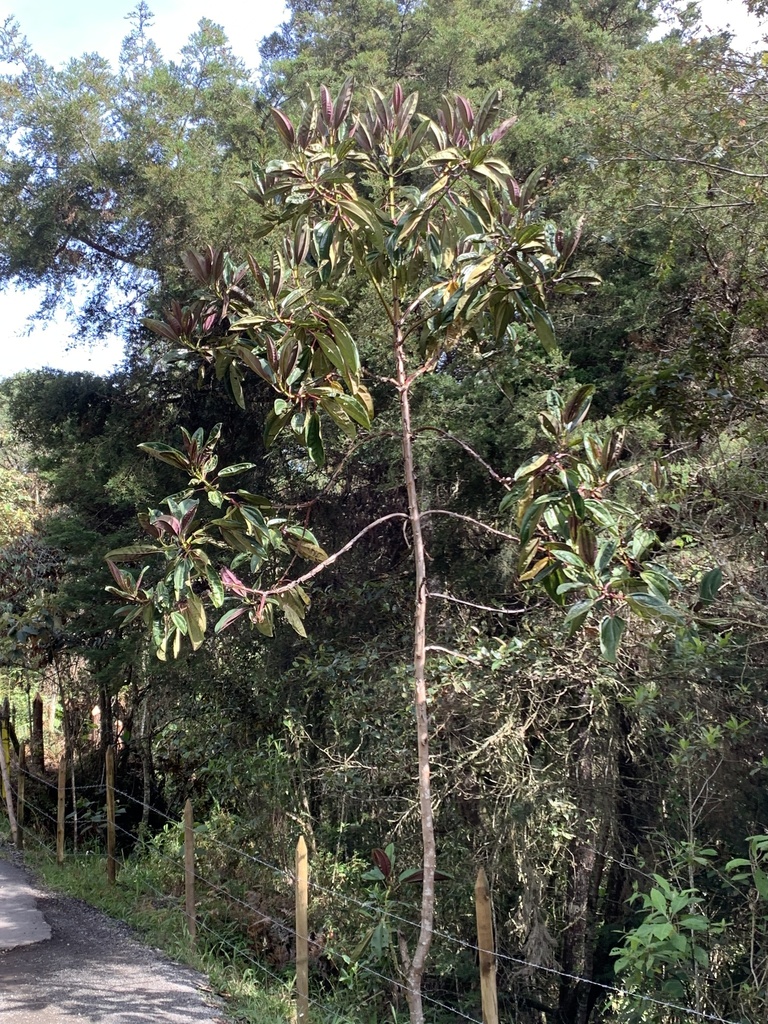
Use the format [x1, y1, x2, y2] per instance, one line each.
[428, 591, 528, 615]
[69, 231, 148, 269]
[416, 426, 513, 490]
[425, 644, 482, 665]
[610, 153, 768, 180]
[420, 509, 518, 542]
[276, 430, 399, 511]
[264, 512, 409, 596]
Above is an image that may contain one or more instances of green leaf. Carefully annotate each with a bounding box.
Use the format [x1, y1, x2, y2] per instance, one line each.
[105, 544, 164, 561]
[229, 363, 246, 409]
[335, 392, 372, 429]
[264, 404, 294, 448]
[563, 385, 594, 429]
[648, 888, 668, 914]
[322, 398, 357, 439]
[218, 463, 256, 478]
[204, 566, 225, 608]
[531, 306, 557, 354]
[595, 539, 617, 575]
[138, 442, 189, 472]
[631, 528, 657, 560]
[514, 453, 549, 481]
[186, 592, 207, 650]
[172, 559, 189, 598]
[753, 864, 768, 901]
[286, 538, 328, 563]
[699, 567, 723, 604]
[679, 915, 709, 931]
[725, 858, 752, 871]
[564, 599, 594, 635]
[305, 411, 324, 468]
[361, 866, 386, 882]
[626, 592, 683, 623]
[551, 548, 588, 571]
[599, 615, 625, 663]
[370, 920, 389, 959]
[171, 611, 188, 635]
[254, 604, 275, 637]
[282, 601, 308, 637]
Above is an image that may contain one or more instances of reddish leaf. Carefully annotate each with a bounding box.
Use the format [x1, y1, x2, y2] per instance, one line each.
[182, 249, 210, 287]
[490, 116, 517, 144]
[372, 848, 392, 879]
[152, 515, 181, 536]
[455, 94, 474, 132]
[214, 606, 247, 634]
[106, 559, 129, 591]
[220, 567, 251, 598]
[319, 85, 333, 126]
[332, 77, 354, 128]
[399, 868, 453, 883]
[270, 107, 295, 147]
[143, 318, 180, 343]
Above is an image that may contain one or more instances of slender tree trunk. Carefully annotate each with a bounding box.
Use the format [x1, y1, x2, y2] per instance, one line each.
[55, 667, 78, 855]
[99, 683, 113, 753]
[138, 694, 152, 843]
[30, 692, 44, 772]
[395, 328, 435, 1024]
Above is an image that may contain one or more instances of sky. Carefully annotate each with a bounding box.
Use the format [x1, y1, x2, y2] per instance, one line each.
[0, 0, 287, 379]
[0, 0, 765, 379]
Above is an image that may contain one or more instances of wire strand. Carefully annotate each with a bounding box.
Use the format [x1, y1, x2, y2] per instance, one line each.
[103, 784, 747, 1024]
[15, 771, 750, 1024]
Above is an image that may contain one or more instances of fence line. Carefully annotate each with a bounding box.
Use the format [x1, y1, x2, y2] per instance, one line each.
[2, 749, 751, 1024]
[104, 783, 747, 1024]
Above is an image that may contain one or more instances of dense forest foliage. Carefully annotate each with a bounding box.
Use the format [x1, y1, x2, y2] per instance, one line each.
[2, 2, 768, 1022]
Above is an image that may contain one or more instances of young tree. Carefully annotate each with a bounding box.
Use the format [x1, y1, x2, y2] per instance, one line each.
[106, 82, 595, 1021]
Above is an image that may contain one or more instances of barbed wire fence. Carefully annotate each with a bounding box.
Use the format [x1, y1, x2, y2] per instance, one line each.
[0, 745, 752, 1024]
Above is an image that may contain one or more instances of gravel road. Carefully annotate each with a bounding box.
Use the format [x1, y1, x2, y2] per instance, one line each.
[0, 853, 229, 1023]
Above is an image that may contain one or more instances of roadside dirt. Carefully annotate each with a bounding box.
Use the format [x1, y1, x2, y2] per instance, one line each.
[0, 851, 229, 1023]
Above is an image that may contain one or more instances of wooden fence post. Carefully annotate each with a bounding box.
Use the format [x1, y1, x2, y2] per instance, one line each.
[106, 745, 116, 883]
[56, 756, 66, 865]
[17, 743, 26, 852]
[184, 798, 196, 944]
[0, 704, 18, 847]
[475, 867, 499, 1024]
[295, 835, 309, 1022]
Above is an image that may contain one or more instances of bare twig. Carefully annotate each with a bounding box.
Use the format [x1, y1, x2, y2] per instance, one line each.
[275, 430, 399, 511]
[425, 644, 482, 665]
[609, 153, 768, 180]
[421, 509, 518, 542]
[428, 592, 528, 615]
[417, 426, 513, 490]
[264, 512, 408, 596]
